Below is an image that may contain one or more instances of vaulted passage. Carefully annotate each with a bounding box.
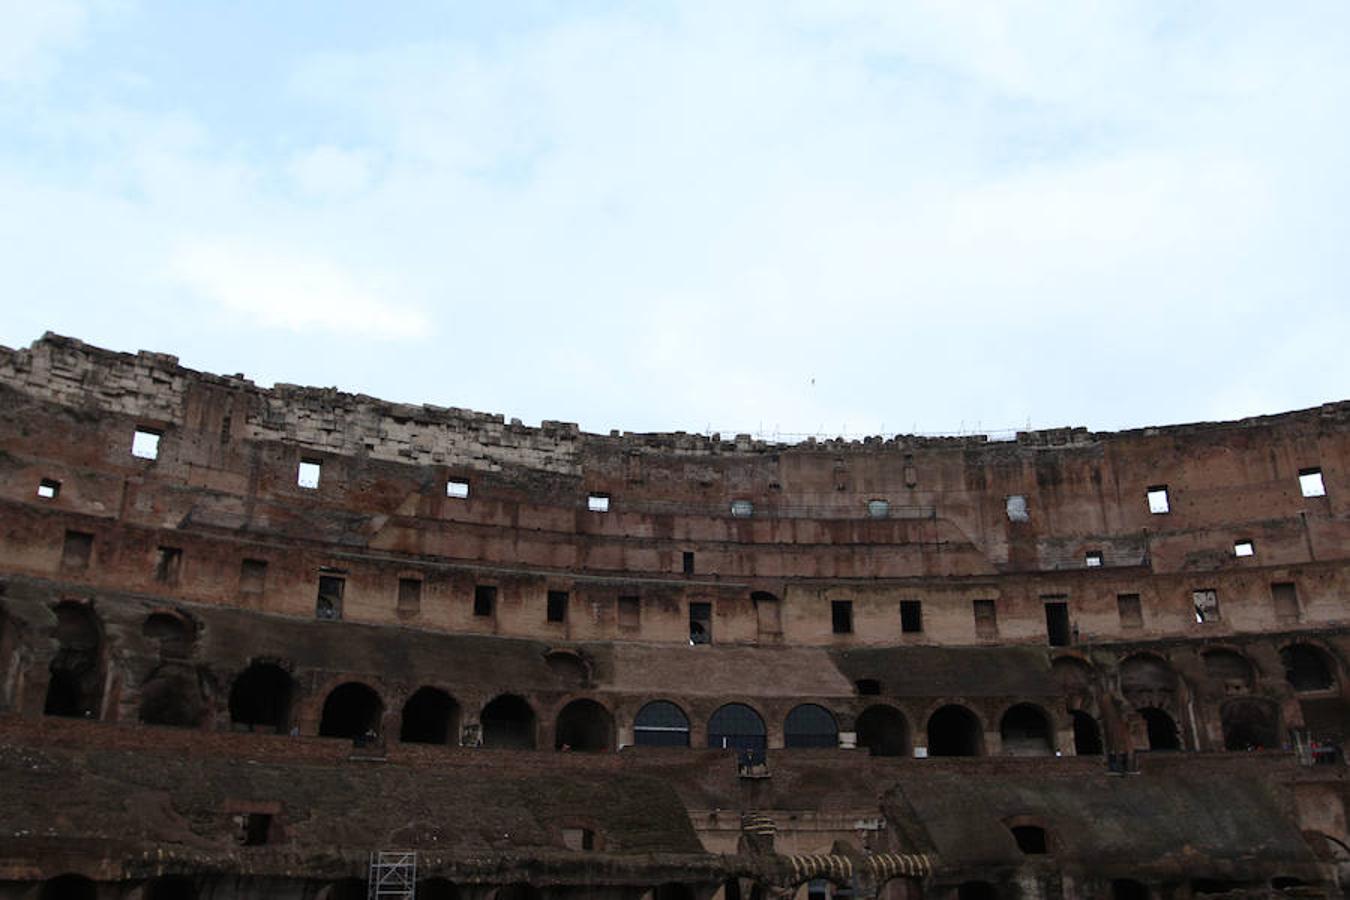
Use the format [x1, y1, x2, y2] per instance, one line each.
[856, 704, 909, 757]
[555, 698, 614, 752]
[44, 602, 102, 718]
[229, 662, 293, 733]
[1140, 707, 1180, 751]
[784, 703, 838, 749]
[40, 875, 97, 900]
[927, 705, 982, 757]
[634, 700, 690, 747]
[400, 687, 460, 745]
[1071, 710, 1103, 756]
[319, 682, 384, 739]
[481, 694, 536, 749]
[999, 704, 1053, 756]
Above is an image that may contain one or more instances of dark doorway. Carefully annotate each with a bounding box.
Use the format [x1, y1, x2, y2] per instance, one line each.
[1111, 879, 1149, 900]
[1045, 602, 1070, 647]
[400, 687, 460, 745]
[145, 876, 197, 900]
[957, 883, 997, 900]
[1221, 699, 1279, 751]
[999, 704, 1053, 756]
[1282, 644, 1335, 692]
[419, 879, 460, 900]
[1071, 710, 1103, 755]
[927, 705, 982, 757]
[555, 699, 614, 751]
[856, 704, 909, 757]
[784, 704, 838, 748]
[1140, 707, 1180, 751]
[319, 682, 383, 739]
[481, 694, 536, 749]
[229, 663, 293, 732]
[44, 602, 102, 718]
[40, 875, 97, 900]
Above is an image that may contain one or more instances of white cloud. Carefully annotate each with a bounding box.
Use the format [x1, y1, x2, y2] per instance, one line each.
[0, 0, 87, 84]
[287, 145, 375, 197]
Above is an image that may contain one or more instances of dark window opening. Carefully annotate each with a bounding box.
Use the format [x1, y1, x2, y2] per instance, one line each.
[61, 530, 93, 571]
[1118, 593, 1143, 629]
[973, 599, 998, 638]
[855, 678, 881, 696]
[1071, 710, 1103, 756]
[44, 602, 102, 719]
[219, 415, 231, 445]
[1045, 600, 1070, 646]
[1011, 825, 1048, 854]
[1281, 644, 1335, 692]
[927, 704, 982, 757]
[473, 585, 496, 617]
[400, 686, 460, 745]
[555, 699, 614, 752]
[900, 600, 923, 633]
[618, 595, 640, 629]
[37, 478, 61, 499]
[547, 590, 568, 623]
[316, 574, 345, 620]
[142, 612, 194, 659]
[808, 881, 829, 900]
[856, 704, 909, 757]
[1000, 704, 1053, 756]
[240, 812, 273, 846]
[319, 682, 383, 740]
[143, 876, 197, 900]
[682, 551, 695, 575]
[1141, 707, 1180, 751]
[784, 703, 838, 748]
[707, 703, 767, 765]
[39, 875, 97, 900]
[240, 558, 267, 594]
[397, 578, 422, 617]
[481, 694, 536, 749]
[831, 600, 853, 635]
[561, 827, 597, 851]
[689, 601, 712, 645]
[1271, 582, 1299, 622]
[634, 700, 690, 747]
[229, 663, 292, 733]
[1221, 699, 1279, 751]
[139, 665, 206, 728]
[155, 546, 182, 584]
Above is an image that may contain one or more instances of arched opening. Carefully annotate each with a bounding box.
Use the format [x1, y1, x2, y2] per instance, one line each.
[1282, 644, 1335, 692]
[318, 682, 384, 739]
[1202, 649, 1254, 692]
[957, 883, 997, 900]
[418, 879, 460, 900]
[654, 884, 695, 900]
[707, 703, 767, 760]
[634, 700, 690, 747]
[555, 698, 614, 752]
[400, 687, 460, 745]
[544, 650, 589, 688]
[481, 694, 536, 749]
[44, 602, 102, 718]
[1120, 654, 1178, 704]
[927, 705, 982, 757]
[40, 875, 97, 900]
[784, 704, 838, 748]
[1071, 710, 1103, 756]
[1051, 656, 1094, 693]
[229, 663, 293, 733]
[1111, 879, 1149, 900]
[1221, 699, 1279, 751]
[1010, 825, 1048, 854]
[856, 704, 909, 757]
[1140, 707, 1180, 751]
[319, 878, 367, 900]
[138, 665, 206, 728]
[999, 704, 1053, 756]
[145, 876, 197, 900]
[142, 611, 195, 660]
[495, 885, 542, 900]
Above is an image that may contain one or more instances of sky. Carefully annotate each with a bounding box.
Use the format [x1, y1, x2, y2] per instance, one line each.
[2, 1, 1348, 439]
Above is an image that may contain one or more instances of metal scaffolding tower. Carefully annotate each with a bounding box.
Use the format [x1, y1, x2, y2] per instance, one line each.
[368, 850, 417, 900]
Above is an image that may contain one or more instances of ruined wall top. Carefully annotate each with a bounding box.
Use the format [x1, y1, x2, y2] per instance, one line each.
[2, 332, 1347, 475]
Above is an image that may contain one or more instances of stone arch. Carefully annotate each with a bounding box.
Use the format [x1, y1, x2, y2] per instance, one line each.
[40, 874, 97, 900]
[139, 663, 207, 728]
[1051, 654, 1094, 691]
[142, 610, 196, 660]
[1220, 697, 1280, 751]
[999, 703, 1054, 756]
[481, 694, 537, 749]
[1139, 707, 1180, 751]
[707, 702, 768, 757]
[784, 703, 838, 748]
[634, 700, 690, 747]
[926, 704, 983, 757]
[1281, 643, 1337, 692]
[1120, 653, 1178, 706]
[228, 662, 293, 733]
[400, 686, 461, 745]
[44, 601, 103, 718]
[144, 876, 197, 900]
[1070, 709, 1103, 755]
[319, 682, 384, 739]
[1201, 648, 1255, 692]
[544, 649, 591, 688]
[856, 704, 910, 757]
[555, 698, 614, 752]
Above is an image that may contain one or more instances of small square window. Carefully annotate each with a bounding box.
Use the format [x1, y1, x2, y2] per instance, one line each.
[867, 499, 890, 518]
[1193, 588, 1219, 623]
[831, 600, 853, 635]
[240, 559, 267, 594]
[298, 459, 322, 489]
[446, 480, 469, 499]
[1147, 486, 1170, 514]
[131, 428, 161, 460]
[689, 601, 712, 644]
[682, 551, 694, 575]
[900, 600, 923, 633]
[547, 590, 568, 623]
[62, 530, 94, 571]
[587, 493, 610, 513]
[1085, 551, 1103, 568]
[37, 478, 61, 499]
[730, 499, 754, 518]
[1299, 468, 1326, 498]
[155, 546, 182, 583]
[1117, 593, 1143, 629]
[1234, 540, 1254, 558]
[474, 585, 496, 617]
[1005, 495, 1029, 522]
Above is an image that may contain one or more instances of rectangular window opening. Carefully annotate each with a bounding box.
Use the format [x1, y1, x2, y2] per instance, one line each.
[867, 498, 890, 519]
[397, 578, 422, 617]
[155, 546, 182, 584]
[689, 601, 712, 645]
[297, 459, 322, 490]
[1005, 494, 1029, 522]
[242, 813, 273, 846]
[730, 499, 754, 518]
[473, 585, 496, 617]
[1044, 599, 1071, 647]
[131, 428, 161, 460]
[973, 599, 998, 639]
[1117, 593, 1143, 629]
[682, 551, 695, 575]
[618, 595, 641, 630]
[61, 530, 94, 571]
[316, 573, 345, 620]
[1085, 550, 1103, 568]
[832, 600, 854, 635]
[900, 600, 923, 633]
[587, 493, 610, 513]
[37, 478, 61, 499]
[1271, 582, 1299, 622]
[1298, 467, 1325, 497]
[446, 479, 470, 499]
[1147, 485, 1170, 514]
[240, 558, 268, 594]
[1234, 539, 1254, 558]
[1193, 588, 1219, 624]
[547, 590, 568, 623]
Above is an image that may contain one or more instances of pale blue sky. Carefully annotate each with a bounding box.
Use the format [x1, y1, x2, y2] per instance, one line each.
[2, 1, 1347, 437]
